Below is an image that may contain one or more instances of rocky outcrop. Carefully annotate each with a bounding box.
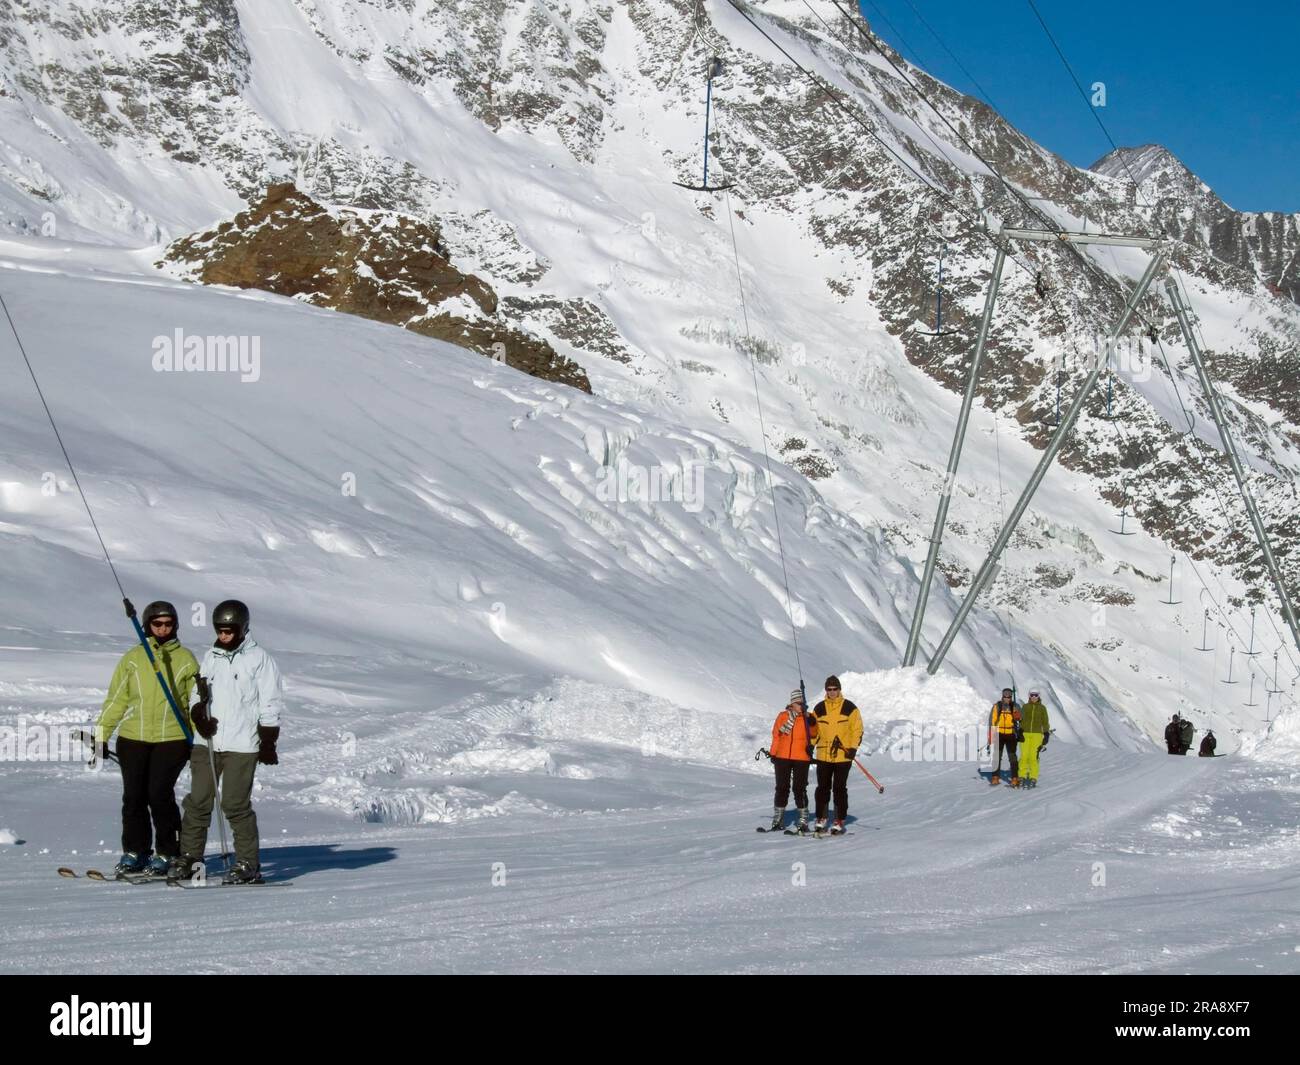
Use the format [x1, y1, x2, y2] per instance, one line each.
[160, 183, 590, 393]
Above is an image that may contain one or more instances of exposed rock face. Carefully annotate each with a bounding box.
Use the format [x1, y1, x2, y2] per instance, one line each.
[161, 183, 591, 393]
[1092, 145, 1300, 305]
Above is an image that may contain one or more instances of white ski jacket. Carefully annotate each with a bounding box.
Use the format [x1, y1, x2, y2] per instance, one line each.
[190, 636, 284, 754]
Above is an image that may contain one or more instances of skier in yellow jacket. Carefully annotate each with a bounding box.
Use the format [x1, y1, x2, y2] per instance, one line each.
[94, 601, 199, 877]
[987, 688, 1021, 787]
[811, 675, 863, 835]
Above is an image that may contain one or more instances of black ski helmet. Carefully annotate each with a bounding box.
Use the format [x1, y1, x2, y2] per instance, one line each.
[142, 600, 178, 627]
[212, 599, 250, 637]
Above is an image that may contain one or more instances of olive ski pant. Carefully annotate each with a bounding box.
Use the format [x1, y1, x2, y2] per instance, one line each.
[180, 746, 261, 867]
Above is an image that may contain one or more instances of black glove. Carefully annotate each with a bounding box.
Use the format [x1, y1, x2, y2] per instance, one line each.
[190, 701, 218, 740]
[846, 748, 858, 762]
[831, 737, 843, 756]
[1040, 731, 1050, 748]
[257, 725, 280, 765]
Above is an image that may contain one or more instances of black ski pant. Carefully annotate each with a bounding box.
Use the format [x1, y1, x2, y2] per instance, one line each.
[116, 737, 191, 857]
[994, 733, 1019, 779]
[773, 758, 810, 809]
[814, 760, 852, 821]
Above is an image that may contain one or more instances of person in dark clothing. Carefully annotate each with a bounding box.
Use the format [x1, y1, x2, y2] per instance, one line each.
[811, 676, 863, 834]
[1179, 716, 1195, 755]
[1165, 714, 1182, 755]
[94, 601, 200, 877]
[1198, 730, 1217, 757]
[987, 688, 1021, 786]
[766, 689, 819, 832]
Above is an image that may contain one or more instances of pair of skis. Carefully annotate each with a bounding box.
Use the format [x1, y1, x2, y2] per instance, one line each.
[58, 867, 164, 884]
[756, 825, 853, 838]
[57, 866, 291, 887]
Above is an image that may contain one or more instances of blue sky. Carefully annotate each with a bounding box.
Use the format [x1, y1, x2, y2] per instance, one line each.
[855, 0, 1299, 213]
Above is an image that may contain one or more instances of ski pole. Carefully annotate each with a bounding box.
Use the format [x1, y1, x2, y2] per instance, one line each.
[74, 729, 119, 766]
[851, 756, 884, 794]
[207, 741, 230, 869]
[195, 676, 231, 868]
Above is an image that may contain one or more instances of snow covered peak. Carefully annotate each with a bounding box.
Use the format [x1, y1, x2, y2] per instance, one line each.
[1091, 144, 1208, 197]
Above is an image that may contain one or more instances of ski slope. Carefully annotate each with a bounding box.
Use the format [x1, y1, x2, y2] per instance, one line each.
[1, 246, 1299, 973]
[5, 685, 1300, 974]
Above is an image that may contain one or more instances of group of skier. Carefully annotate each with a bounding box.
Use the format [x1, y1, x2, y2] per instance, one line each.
[986, 687, 1052, 788]
[1165, 713, 1216, 756]
[764, 676, 863, 835]
[93, 598, 283, 884]
[762, 678, 1060, 831]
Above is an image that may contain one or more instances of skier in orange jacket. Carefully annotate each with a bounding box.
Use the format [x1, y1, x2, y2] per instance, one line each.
[765, 689, 819, 833]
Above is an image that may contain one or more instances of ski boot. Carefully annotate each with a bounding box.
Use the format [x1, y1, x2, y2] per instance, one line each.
[166, 854, 205, 882]
[113, 851, 148, 877]
[222, 861, 264, 885]
[989, 773, 1001, 786]
[795, 808, 810, 834]
[830, 819, 846, 835]
[769, 808, 784, 832]
[1010, 777, 1021, 788]
[146, 854, 174, 878]
[813, 818, 829, 837]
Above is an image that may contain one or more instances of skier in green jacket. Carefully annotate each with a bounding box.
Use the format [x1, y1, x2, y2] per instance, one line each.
[94, 601, 199, 877]
[1019, 689, 1051, 789]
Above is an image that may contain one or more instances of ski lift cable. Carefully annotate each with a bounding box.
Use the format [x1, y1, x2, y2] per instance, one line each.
[2, 283, 195, 742]
[1, 287, 126, 600]
[1084, 358, 1296, 678]
[722, 0, 1047, 286]
[821, 0, 1171, 334]
[990, 409, 1018, 688]
[730, 1, 1297, 673]
[1004, 132, 1293, 673]
[722, 187, 806, 686]
[878, 0, 1194, 445]
[897, 0, 1006, 117]
[1028, 0, 1284, 487]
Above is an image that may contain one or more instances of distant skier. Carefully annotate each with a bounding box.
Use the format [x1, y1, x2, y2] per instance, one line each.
[1164, 714, 1181, 755]
[1198, 730, 1217, 757]
[1018, 690, 1051, 789]
[1179, 716, 1195, 756]
[987, 688, 1021, 787]
[170, 600, 283, 884]
[766, 689, 819, 833]
[94, 601, 199, 877]
[811, 676, 863, 835]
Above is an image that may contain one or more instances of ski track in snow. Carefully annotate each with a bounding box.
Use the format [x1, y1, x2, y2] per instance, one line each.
[3, 655, 1300, 973]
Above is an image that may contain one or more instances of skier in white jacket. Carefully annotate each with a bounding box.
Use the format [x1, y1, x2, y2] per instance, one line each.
[170, 599, 284, 884]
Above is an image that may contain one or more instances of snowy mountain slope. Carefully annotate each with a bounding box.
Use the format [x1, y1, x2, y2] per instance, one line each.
[0, 1, 1296, 746]
[0, 247, 1140, 742]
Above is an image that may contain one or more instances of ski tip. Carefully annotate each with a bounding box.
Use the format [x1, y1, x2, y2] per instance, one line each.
[57, 867, 77, 878]
[86, 869, 109, 880]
